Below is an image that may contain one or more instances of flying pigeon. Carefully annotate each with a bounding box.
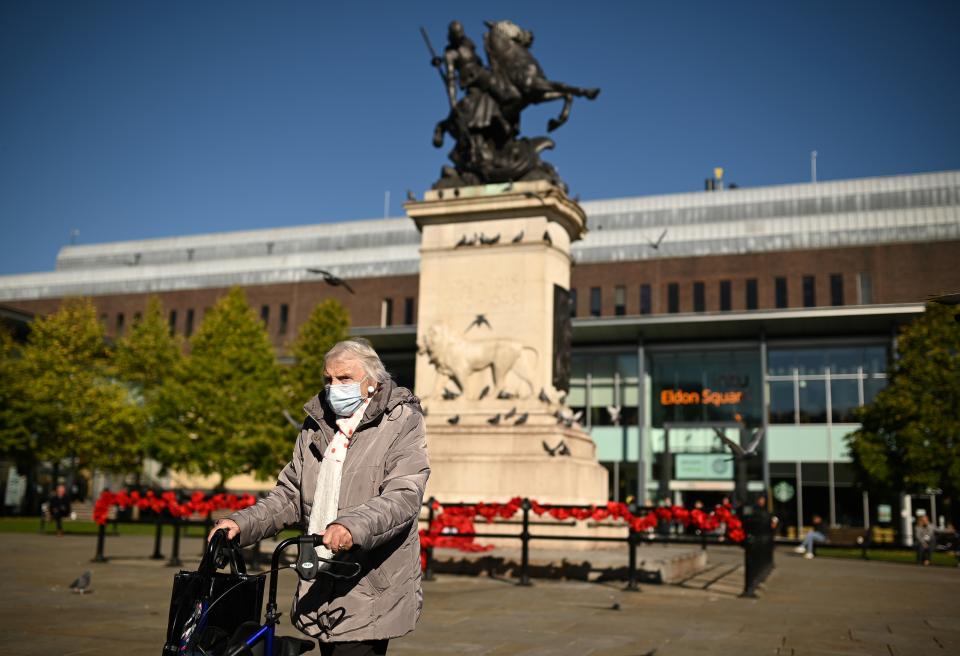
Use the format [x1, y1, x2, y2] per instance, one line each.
[511, 230, 524, 243]
[606, 405, 622, 425]
[447, 414, 460, 425]
[712, 427, 765, 460]
[513, 412, 529, 425]
[306, 269, 356, 294]
[466, 315, 491, 331]
[542, 440, 570, 457]
[646, 229, 668, 250]
[70, 570, 92, 594]
[487, 414, 501, 425]
[478, 385, 490, 400]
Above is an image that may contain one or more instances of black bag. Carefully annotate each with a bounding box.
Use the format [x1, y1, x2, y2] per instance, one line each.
[163, 529, 265, 655]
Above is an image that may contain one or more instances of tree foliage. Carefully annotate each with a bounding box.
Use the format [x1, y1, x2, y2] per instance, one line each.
[847, 303, 960, 523]
[5, 299, 142, 472]
[152, 288, 287, 485]
[286, 298, 350, 414]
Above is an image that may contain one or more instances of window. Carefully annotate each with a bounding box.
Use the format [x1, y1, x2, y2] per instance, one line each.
[667, 283, 679, 313]
[381, 298, 394, 327]
[830, 274, 844, 306]
[639, 284, 651, 315]
[133, 311, 142, 324]
[115, 313, 125, 337]
[767, 346, 888, 425]
[185, 309, 195, 337]
[856, 272, 873, 304]
[746, 278, 758, 310]
[719, 280, 731, 311]
[693, 281, 705, 312]
[404, 297, 415, 325]
[775, 277, 788, 308]
[279, 304, 289, 335]
[261, 305, 270, 326]
[589, 287, 601, 317]
[168, 310, 177, 335]
[614, 286, 626, 316]
[569, 288, 578, 317]
[802, 276, 816, 307]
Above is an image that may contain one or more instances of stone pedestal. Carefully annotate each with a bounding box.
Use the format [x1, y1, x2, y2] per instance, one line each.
[405, 182, 608, 505]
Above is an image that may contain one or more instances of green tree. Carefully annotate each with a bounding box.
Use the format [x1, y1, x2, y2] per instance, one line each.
[152, 287, 286, 485]
[0, 328, 30, 463]
[7, 299, 142, 473]
[286, 298, 350, 415]
[114, 297, 184, 479]
[846, 302, 960, 525]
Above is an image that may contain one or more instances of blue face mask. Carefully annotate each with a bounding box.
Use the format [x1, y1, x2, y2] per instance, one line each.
[325, 381, 365, 417]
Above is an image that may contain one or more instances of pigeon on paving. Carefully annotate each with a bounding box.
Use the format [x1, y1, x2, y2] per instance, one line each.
[70, 570, 92, 594]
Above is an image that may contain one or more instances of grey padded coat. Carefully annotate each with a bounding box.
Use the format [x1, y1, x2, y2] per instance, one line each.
[229, 380, 430, 642]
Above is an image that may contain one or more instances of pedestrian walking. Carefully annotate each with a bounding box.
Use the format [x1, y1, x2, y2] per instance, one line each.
[914, 514, 935, 566]
[208, 339, 429, 656]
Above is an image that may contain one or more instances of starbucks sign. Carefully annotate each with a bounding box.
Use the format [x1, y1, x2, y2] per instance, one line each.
[773, 480, 795, 503]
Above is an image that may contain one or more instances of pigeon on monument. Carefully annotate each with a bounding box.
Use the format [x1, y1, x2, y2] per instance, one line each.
[442, 388, 460, 400]
[455, 234, 469, 248]
[487, 414, 501, 425]
[514, 412, 529, 425]
[504, 406, 517, 420]
[70, 570, 92, 594]
[447, 415, 460, 425]
[306, 269, 356, 294]
[511, 230, 524, 243]
[478, 385, 491, 400]
[542, 231, 553, 246]
[406, 190, 417, 201]
[497, 390, 515, 400]
[538, 388, 552, 404]
[542, 440, 570, 457]
[480, 232, 501, 245]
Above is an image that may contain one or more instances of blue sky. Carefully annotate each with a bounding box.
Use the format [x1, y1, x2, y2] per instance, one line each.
[1, 0, 958, 275]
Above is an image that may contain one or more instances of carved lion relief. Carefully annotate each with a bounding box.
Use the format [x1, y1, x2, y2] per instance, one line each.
[419, 324, 539, 400]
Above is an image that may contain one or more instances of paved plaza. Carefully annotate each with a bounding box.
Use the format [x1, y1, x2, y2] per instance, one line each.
[1, 531, 958, 656]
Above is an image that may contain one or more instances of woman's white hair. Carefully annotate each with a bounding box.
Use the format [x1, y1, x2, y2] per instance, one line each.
[324, 338, 390, 383]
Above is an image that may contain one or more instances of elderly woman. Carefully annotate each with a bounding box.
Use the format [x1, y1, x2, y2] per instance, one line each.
[211, 338, 429, 656]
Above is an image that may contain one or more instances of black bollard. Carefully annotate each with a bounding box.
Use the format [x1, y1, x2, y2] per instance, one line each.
[625, 526, 640, 592]
[517, 498, 532, 586]
[150, 521, 164, 559]
[92, 523, 108, 563]
[424, 497, 436, 582]
[167, 520, 183, 567]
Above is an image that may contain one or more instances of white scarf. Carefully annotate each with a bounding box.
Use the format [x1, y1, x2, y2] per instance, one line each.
[307, 398, 371, 563]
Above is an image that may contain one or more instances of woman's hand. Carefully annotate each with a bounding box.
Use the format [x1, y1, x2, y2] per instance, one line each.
[322, 523, 354, 553]
[207, 518, 240, 542]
